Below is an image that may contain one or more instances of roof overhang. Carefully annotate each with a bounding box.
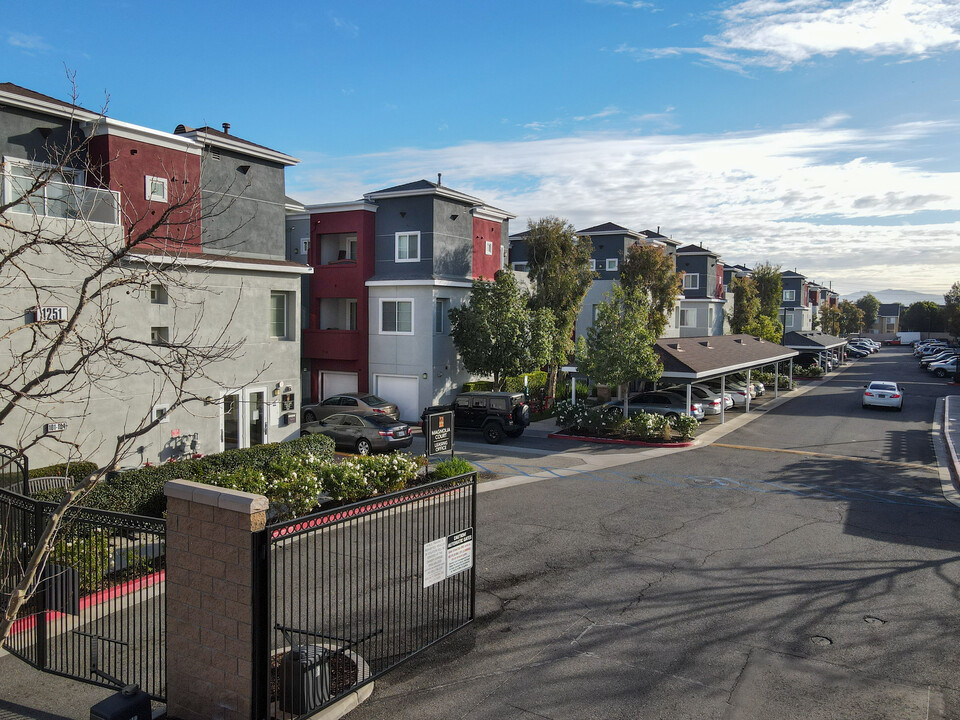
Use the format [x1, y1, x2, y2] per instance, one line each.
[180, 129, 300, 166]
[0, 87, 101, 123]
[127, 253, 313, 275]
[472, 205, 516, 222]
[304, 200, 378, 215]
[83, 117, 202, 155]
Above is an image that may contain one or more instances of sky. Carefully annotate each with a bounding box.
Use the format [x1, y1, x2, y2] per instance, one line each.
[3, 0, 960, 295]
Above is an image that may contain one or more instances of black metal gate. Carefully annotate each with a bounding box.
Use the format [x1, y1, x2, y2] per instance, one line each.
[254, 473, 477, 719]
[0, 485, 166, 700]
[0, 443, 28, 494]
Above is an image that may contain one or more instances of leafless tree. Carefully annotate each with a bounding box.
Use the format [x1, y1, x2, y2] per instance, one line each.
[0, 81, 263, 642]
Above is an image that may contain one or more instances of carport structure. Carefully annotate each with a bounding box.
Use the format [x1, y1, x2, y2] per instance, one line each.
[781, 331, 848, 373]
[653, 335, 800, 423]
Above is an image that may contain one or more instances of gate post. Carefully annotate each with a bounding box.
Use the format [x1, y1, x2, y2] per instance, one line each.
[164, 479, 268, 720]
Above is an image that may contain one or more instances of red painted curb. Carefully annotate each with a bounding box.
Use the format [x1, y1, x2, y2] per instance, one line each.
[8, 570, 165, 637]
[548, 433, 695, 448]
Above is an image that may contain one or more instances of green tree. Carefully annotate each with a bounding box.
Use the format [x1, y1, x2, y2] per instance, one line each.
[901, 301, 944, 332]
[854, 293, 881, 330]
[820, 305, 841, 335]
[742, 315, 783, 343]
[449, 270, 552, 389]
[752, 262, 783, 320]
[729, 276, 760, 333]
[945, 282, 960, 340]
[618, 242, 683, 338]
[524, 217, 596, 404]
[578, 284, 662, 417]
[838, 300, 865, 335]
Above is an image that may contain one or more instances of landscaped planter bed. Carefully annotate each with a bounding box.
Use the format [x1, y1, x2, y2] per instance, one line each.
[548, 431, 695, 447]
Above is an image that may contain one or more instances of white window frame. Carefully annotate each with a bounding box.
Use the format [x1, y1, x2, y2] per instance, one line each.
[606, 258, 618, 272]
[145, 175, 168, 203]
[683, 273, 699, 290]
[484, 240, 493, 256]
[679, 308, 697, 328]
[512, 262, 528, 272]
[151, 326, 169, 345]
[153, 403, 170, 424]
[435, 298, 449, 334]
[395, 231, 420, 263]
[150, 284, 168, 304]
[299, 238, 310, 256]
[592, 304, 600, 322]
[589, 259, 596, 271]
[270, 291, 290, 340]
[784, 313, 795, 328]
[379, 298, 415, 335]
[783, 289, 796, 302]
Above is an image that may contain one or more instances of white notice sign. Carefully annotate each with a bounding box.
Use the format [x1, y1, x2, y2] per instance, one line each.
[423, 537, 447, 588]
[423, 527, 475, 588]
[445, 528, 474, 577]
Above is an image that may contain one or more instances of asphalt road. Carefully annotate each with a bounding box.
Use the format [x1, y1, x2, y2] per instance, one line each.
[349, 347, 960, 720]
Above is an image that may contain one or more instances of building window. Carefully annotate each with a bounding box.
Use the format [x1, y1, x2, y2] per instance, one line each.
[346, 299, 357, 331]
[683, 273, 699, 290]
[484, 241, 493, 256]
[150, 284, 168, 304]
[589, 259, 596, 271]
[435, 298, 449, 334]
[151, 326, 169, 345]
[270, 291, 289, 339]
[395, 232, 420, 262]
[784, 314, 794, 328]
[592, 304, 600, 322]
[153, 404, 170, 424]
[512, 262, 528, 272]
[708, 306, 715, 325]
[145, 175, 168, 203]
[381, 299, 414, 334]
[606, 258, 618, 271]
[783, 289, 795, 302]
[299, 238, 310, 256]
[679, 309, 697, 327]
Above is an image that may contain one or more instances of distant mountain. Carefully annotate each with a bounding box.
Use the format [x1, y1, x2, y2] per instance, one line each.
[840, 289, 944, 306]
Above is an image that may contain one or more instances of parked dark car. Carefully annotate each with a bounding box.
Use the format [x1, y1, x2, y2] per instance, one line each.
[422, 391, 530, 444]
[301, 412, 413, 455]
[301, 393, 399, 423]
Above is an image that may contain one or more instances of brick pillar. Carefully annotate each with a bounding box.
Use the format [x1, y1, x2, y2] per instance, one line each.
[164, 479, 268, 720]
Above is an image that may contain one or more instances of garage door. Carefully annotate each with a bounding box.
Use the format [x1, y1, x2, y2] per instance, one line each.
[321, 371, 358, 400]
[375, 375, 420, 421]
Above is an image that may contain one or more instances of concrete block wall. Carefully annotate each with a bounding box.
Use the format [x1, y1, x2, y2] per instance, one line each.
[164, 479, 268, 720]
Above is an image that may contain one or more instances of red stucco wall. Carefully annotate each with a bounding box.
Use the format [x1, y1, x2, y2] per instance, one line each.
[472, 217, 502, 280]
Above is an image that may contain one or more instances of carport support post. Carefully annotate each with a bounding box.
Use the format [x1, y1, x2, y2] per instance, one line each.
[745, 368, 751, 413]
[720, 376, 726, 424]
[686, 383, 692, 417]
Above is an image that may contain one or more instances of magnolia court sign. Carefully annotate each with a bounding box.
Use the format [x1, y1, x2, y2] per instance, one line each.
[425, 410, 454, 457]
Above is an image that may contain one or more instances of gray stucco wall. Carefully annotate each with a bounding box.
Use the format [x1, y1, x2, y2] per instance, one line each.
[372, 195, 435, 280]
[0, 213, 304, 468]
[432, 198, 474, 279]
[200, 146, 287, 260]
[0, 105, 81, 166]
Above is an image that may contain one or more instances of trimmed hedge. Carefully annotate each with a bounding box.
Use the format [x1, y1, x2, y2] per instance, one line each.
[77, 433, 336, 518]
[462, 380, 495, 392]
[30, 461, 99, 483]
[504, 371, 547, 393]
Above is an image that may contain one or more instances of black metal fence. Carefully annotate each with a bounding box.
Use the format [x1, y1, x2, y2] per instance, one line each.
[255, 473, 477, 719]
[0, 486, 166, 700]
[0, 443, 28, 494]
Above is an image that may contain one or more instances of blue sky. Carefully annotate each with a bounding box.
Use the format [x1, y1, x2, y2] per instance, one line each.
[4, 0, 960, 294]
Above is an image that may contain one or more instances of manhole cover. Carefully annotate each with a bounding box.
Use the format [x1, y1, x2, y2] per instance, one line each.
[810, 635, 833, 646]
[863, 615, 886, 626]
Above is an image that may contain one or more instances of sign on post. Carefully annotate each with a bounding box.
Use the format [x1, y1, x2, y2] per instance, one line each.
[425, 410, 454, 457]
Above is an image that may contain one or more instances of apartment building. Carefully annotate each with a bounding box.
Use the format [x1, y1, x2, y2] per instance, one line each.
[0, 83, 309, 466]
[287, 179, 513, 421]
[675, 243, 728, 337]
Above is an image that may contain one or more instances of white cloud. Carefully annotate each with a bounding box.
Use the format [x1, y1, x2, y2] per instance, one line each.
[574, 106, 622, 121]
[287, 117, 960, 294]
[7, 32, 50, 52]
[587, 0, 654, 8]
[330, 14, 359, 38]
[650, 0, 960, 70]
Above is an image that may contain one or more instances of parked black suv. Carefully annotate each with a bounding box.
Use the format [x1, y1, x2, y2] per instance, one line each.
[422, 391, 531, 444]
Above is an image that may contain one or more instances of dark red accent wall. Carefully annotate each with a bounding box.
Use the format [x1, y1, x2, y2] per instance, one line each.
[304, 209, 376, 401]
[88, 135, 201, 251]
[472, 217, 502, 280]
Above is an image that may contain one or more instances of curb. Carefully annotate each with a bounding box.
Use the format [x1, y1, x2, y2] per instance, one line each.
[547, 433, 695, 448]
[932, 396, 960, 508]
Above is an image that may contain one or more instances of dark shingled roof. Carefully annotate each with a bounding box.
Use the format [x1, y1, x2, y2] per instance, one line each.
[878, 303, 902, 317]
[781, 270, 806, 278]
[510, 230, 532, 239]
[676, 244, 719, 256]
[175, 124, 288, 157]
[781, 331, 846, 350]
[655, 335, 798, 380]
[0, 82, 93, 112]
[578, 222, 634, 234]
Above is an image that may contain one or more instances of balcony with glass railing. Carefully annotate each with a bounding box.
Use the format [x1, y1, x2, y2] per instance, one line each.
[2, 167, 120, 225]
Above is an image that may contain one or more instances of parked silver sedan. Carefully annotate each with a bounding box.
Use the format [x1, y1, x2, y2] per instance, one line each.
[301, 412, 413, 454]
[663, 385, 730, 415]
[603, 391, 705, 420]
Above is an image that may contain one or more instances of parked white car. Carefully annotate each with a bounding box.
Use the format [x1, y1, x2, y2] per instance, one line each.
[929, 357, 958, 378]
[861, 380, 903, 411]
